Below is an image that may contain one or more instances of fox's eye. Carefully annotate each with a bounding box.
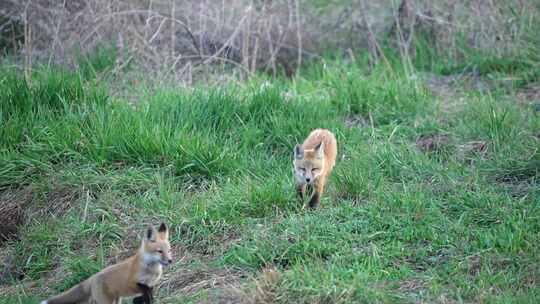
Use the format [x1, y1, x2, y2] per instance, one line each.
[299, 167, 306, 172]
[312, 168, 319, 172]
[158, 250, 163, 253]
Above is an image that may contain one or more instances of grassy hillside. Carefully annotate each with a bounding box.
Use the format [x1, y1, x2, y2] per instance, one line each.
[0, 54, 539, 303]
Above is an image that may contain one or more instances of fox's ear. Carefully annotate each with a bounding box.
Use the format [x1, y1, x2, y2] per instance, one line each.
[158, 222, 167, 233]
[314, 141, 325, 159]
[157, 222, 169, 239]
[294, 144, 304, 159]
[146, 225, 157, 242]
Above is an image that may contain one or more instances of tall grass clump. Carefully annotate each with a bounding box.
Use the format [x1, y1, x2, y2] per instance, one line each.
[1, 51, 539, 304]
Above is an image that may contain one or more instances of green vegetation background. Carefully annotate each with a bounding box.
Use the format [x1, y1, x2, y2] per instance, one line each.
[1, 35, 539, 303]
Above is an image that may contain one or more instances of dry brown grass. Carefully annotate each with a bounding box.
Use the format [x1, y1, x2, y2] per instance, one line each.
[161, 266, 243, 294]
[2, 0, 311, 81]
[200, 266, 282, 304]
[0, 186, 33, 243]
[1, 0, 536, 82]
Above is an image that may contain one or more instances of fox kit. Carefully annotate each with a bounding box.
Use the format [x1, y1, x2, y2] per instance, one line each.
[294, 129, 337, 208]
[41, 222, 172, 304]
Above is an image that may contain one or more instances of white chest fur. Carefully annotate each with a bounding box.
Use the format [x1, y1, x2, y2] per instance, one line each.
[138, 254, 163, 286]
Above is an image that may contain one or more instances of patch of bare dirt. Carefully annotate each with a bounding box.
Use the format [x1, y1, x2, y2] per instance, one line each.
[421, 73, 467, 114]
[0, 280, 41, 297]
[416, 134, 451, 153]
[0, 184, 83, 233]
[516, 83, 540, 106]
[456, 140, 488, 162]
[251, 267, 281, 304]
[345, 115, 369, 129]
[203, 266, 281, 304]
[516, 83, 540, 115]
[398, 278, 426, 294]
[0, 186, 34, 243]
[423, 73, 462, 95]
[36, 186, 81, 217]
[0, 248, 21, 285]
[435, 294, 459, 304]
[156, 262, 280, 304]
[498, 180, 538, 199]
[468, 255, 481, 277]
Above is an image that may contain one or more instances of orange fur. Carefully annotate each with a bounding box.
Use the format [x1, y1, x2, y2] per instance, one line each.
[42, 223, 172, 304]
[294, 129, 337, 208]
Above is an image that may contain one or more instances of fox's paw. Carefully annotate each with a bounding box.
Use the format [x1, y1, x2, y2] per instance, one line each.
[307, 193, 320, 209]
[133, 295, 147, 304]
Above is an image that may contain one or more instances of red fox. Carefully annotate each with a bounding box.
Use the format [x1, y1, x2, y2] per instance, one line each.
[294, 129, 337, 208]
[41, 222, 172, 304]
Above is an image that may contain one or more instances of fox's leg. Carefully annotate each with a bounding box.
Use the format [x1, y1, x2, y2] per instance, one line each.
[308, 176, 325, 209]
[296, 183, 306, 201]
[91, 284, 116, 304]
[91, 294, 115, 304]
[133, 283, 153, 304]
[93, 294, 115, 304]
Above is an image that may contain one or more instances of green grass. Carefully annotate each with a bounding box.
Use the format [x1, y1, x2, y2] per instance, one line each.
[0, 53, 539, 304]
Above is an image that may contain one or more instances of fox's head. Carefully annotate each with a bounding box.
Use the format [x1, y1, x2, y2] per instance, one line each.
[293, 141, 325, 185]
[141, 222, 172, 267]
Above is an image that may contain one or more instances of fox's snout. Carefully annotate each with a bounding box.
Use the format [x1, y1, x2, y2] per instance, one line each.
[160, 258, 172, 266]
[160, 250, 173, 266]
[295, 167, 317, 185]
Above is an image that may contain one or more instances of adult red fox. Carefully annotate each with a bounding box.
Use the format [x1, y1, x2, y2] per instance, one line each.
[294, 129, 337, 208]
[41, 223, 172, 304]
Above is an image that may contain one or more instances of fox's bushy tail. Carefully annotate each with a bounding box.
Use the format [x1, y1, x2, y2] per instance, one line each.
[41, 280, 90, 304]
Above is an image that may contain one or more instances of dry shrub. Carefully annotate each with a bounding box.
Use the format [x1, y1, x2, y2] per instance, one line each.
[2, 0, 313, 81]
[1, 0, 537, 81]
[0, 7, 24, 53]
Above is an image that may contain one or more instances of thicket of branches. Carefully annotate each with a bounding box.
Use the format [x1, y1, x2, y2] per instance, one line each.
[1, 0, 537, 81]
